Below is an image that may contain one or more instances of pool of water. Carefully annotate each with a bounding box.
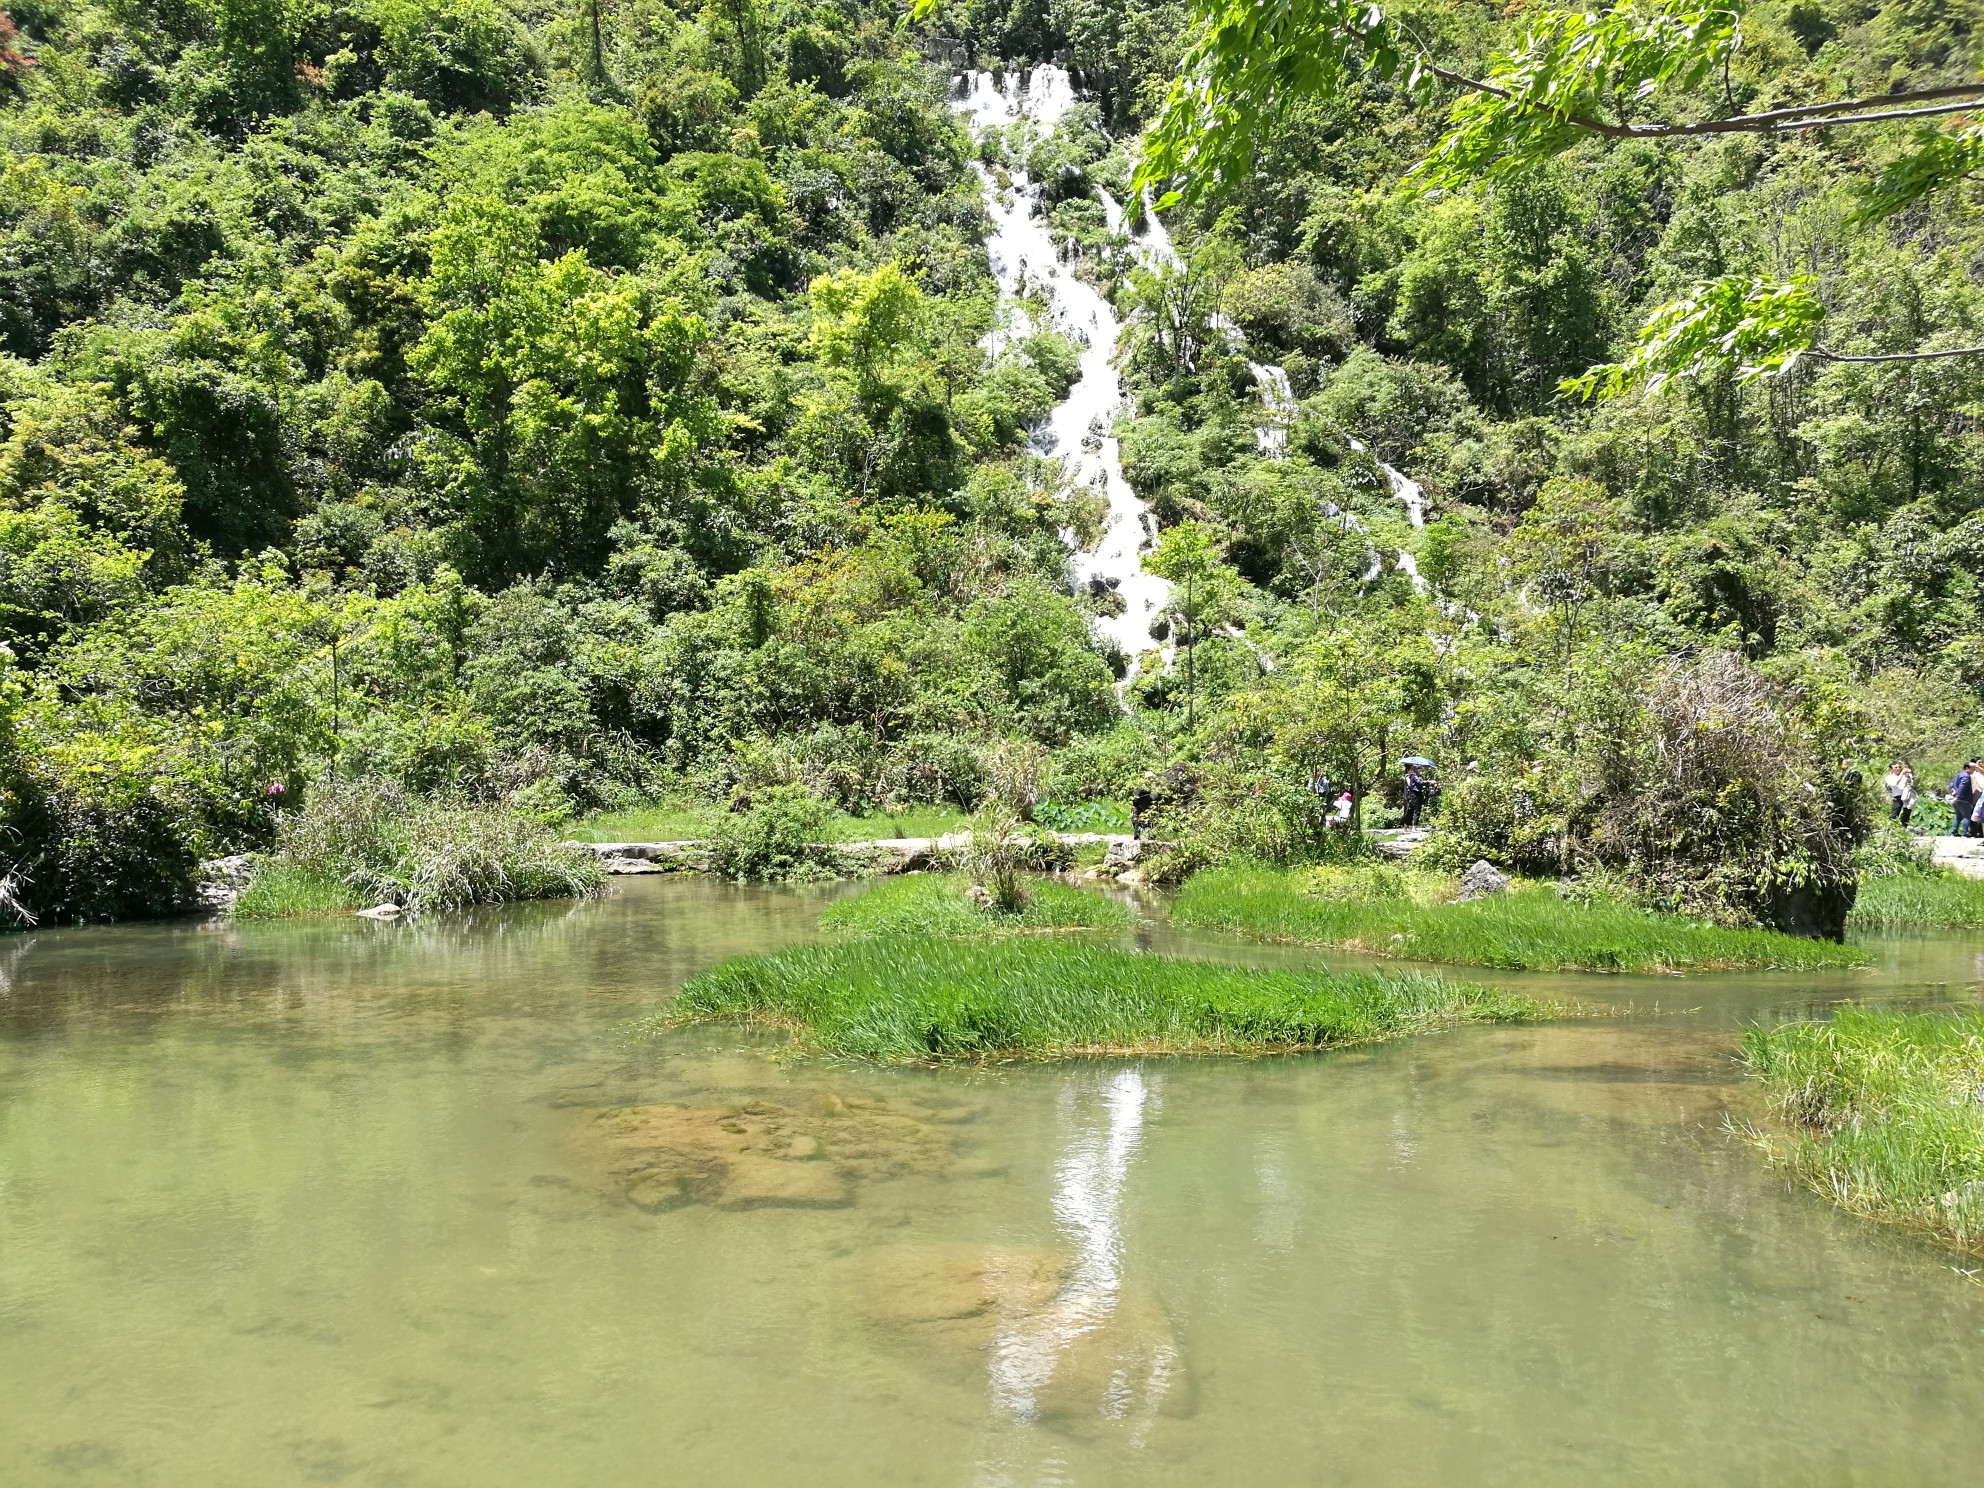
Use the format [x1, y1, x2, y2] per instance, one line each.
[3, 878, 1982, 1485]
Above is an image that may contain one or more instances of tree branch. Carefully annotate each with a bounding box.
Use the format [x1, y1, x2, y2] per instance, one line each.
[1813, 343, 1984, 365]
[1424, 65, 1984, 140]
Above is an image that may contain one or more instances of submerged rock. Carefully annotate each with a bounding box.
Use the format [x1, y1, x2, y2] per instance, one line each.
[587, 1092, 970, 1211]
[355, 903, 402, 920]
[853, 1243, 1192, 1436]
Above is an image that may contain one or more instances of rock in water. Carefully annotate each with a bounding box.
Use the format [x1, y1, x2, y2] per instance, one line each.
[355, 903, 402, 920]
[852, 1243, 1192, 1436]
[1456, 859, 1511, 901]
[586, 1093, 967, 1211]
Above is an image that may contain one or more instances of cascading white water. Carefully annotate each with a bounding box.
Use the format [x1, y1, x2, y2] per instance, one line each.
[1246, 361, 1296, 457]
[953, 67, 1171, 673]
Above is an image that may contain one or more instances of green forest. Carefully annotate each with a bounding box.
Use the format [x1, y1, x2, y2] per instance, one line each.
[0, 0, 1979, 933]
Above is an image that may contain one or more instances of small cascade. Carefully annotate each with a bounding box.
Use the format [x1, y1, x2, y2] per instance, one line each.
[1246, 361, 1296, 457]
[954, 67, 1170, 675]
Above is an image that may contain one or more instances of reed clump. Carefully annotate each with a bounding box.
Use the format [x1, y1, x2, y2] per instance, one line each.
[1742, 1008, 1984, 1253]
[820, 874, 1131, 938]
[1171, 865, 1866, 973]
[659, 938, 1548, 1061]
[233, 783, 603, 918]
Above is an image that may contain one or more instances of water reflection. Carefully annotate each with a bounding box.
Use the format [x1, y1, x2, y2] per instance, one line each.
[989, 1069, 1158, 1426]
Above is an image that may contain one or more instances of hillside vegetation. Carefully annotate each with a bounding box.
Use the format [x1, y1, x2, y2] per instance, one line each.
[0, 1, 1975, 927]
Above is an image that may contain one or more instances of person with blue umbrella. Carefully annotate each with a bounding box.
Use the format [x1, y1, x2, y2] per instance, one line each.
[1400, 756, 1436, 826]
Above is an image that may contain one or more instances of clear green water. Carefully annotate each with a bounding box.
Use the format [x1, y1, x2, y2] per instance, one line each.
[3, 879, 1983, 1485]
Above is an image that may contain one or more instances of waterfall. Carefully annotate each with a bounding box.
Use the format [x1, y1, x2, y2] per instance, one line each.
[953, 67, 1171, 676]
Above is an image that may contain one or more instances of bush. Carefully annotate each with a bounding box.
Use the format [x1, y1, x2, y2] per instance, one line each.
[0, 702, 207, 926]
[236, 781, 602, 915]
[705, 785, 843, 882]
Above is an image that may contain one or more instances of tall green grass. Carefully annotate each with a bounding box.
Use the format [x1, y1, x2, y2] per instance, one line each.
[659, 938, 1548, 1061]
[234, 784, 603, 918]
[821, 874, 1131, 937]
[1847, 869, 1984, 929]
[1171, 865, 1866, 973]
[229, 863, 361, 919]
[1743, 1008, 1984, 1253]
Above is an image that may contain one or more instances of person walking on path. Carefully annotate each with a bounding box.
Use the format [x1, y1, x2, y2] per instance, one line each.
[1897, 763, 1917, 826]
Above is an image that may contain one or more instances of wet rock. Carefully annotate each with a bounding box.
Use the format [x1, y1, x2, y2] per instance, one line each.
[1455, 859, 1511, 901]
[853, 1243, 1191, 1434]
[600, 856, 662, 875]
[587, 1093, 969, 1212]
[355, 903, 402, 920]
[195, 853, 257, 909]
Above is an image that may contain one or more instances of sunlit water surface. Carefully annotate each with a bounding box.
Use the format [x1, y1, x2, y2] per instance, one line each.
[4, 878, 1983, 1485]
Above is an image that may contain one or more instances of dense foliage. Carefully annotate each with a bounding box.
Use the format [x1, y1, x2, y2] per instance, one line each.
[1, 0, 1975, 929]
[0, 0, 1126, 917]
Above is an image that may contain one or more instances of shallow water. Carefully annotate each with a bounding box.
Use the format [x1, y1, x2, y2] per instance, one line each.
[3, 879, 1983, 1486]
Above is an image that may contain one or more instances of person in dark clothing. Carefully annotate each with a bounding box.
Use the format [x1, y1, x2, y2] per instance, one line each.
[1401, 765, 1426, 827]
[1129, 784, 1154, 841]
[1950, 762, 1978, 837]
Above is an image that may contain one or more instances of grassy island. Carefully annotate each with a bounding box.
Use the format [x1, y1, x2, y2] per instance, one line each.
[820, 875, 1131, 938]
[659, 938, 1547, 1061]
[1171, 866, 1867, 974]
[1743, 1009, 1984, 1254]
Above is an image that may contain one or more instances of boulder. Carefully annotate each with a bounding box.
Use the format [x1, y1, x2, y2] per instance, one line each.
[195, 853, 258, 909]
[355, 903, 402, 920]
[1455, 859, 1511, 901]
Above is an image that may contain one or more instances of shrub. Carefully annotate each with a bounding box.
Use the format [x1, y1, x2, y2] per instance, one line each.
[237, 781, 602, 915]
[704, 785, 842, 882]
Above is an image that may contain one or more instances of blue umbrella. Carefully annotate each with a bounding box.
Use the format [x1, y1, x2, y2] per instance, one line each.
[1400, 756, 1435, 769]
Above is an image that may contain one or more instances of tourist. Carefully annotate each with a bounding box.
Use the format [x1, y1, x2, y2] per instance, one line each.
[1332, 790, 1354, 827]
[1308, 768, 1332, 827]
[1401, 763, 1429, 827]
[1884, 762, 1907, 820]
[1129, 781, 1154, 841]
[1895, 763, 1917, 826]
[1951, 762, 1978, 836]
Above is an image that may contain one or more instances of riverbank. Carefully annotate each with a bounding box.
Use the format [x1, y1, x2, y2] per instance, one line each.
[654, 937, 1550, 1062]
[1170, 865, 1867, 973]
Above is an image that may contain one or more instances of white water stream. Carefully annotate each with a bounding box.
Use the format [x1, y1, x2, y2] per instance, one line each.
[953, 68, 1171, 672]
[951, 64, 1431, 662]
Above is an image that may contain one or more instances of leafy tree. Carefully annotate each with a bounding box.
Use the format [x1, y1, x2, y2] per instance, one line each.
[1138, 0, 1984, 393]
[1144, 518, 1240, 727]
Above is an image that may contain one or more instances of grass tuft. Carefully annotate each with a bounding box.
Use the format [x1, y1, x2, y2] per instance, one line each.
[1847, 868, 1984, 929]
[821, 874, 1132, 937]
[1742, 1008, 1984, 1253]
[229, 863, 360, 920]
[656, 938, 1549, 1061]
[1171, 865, 1866, 973]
